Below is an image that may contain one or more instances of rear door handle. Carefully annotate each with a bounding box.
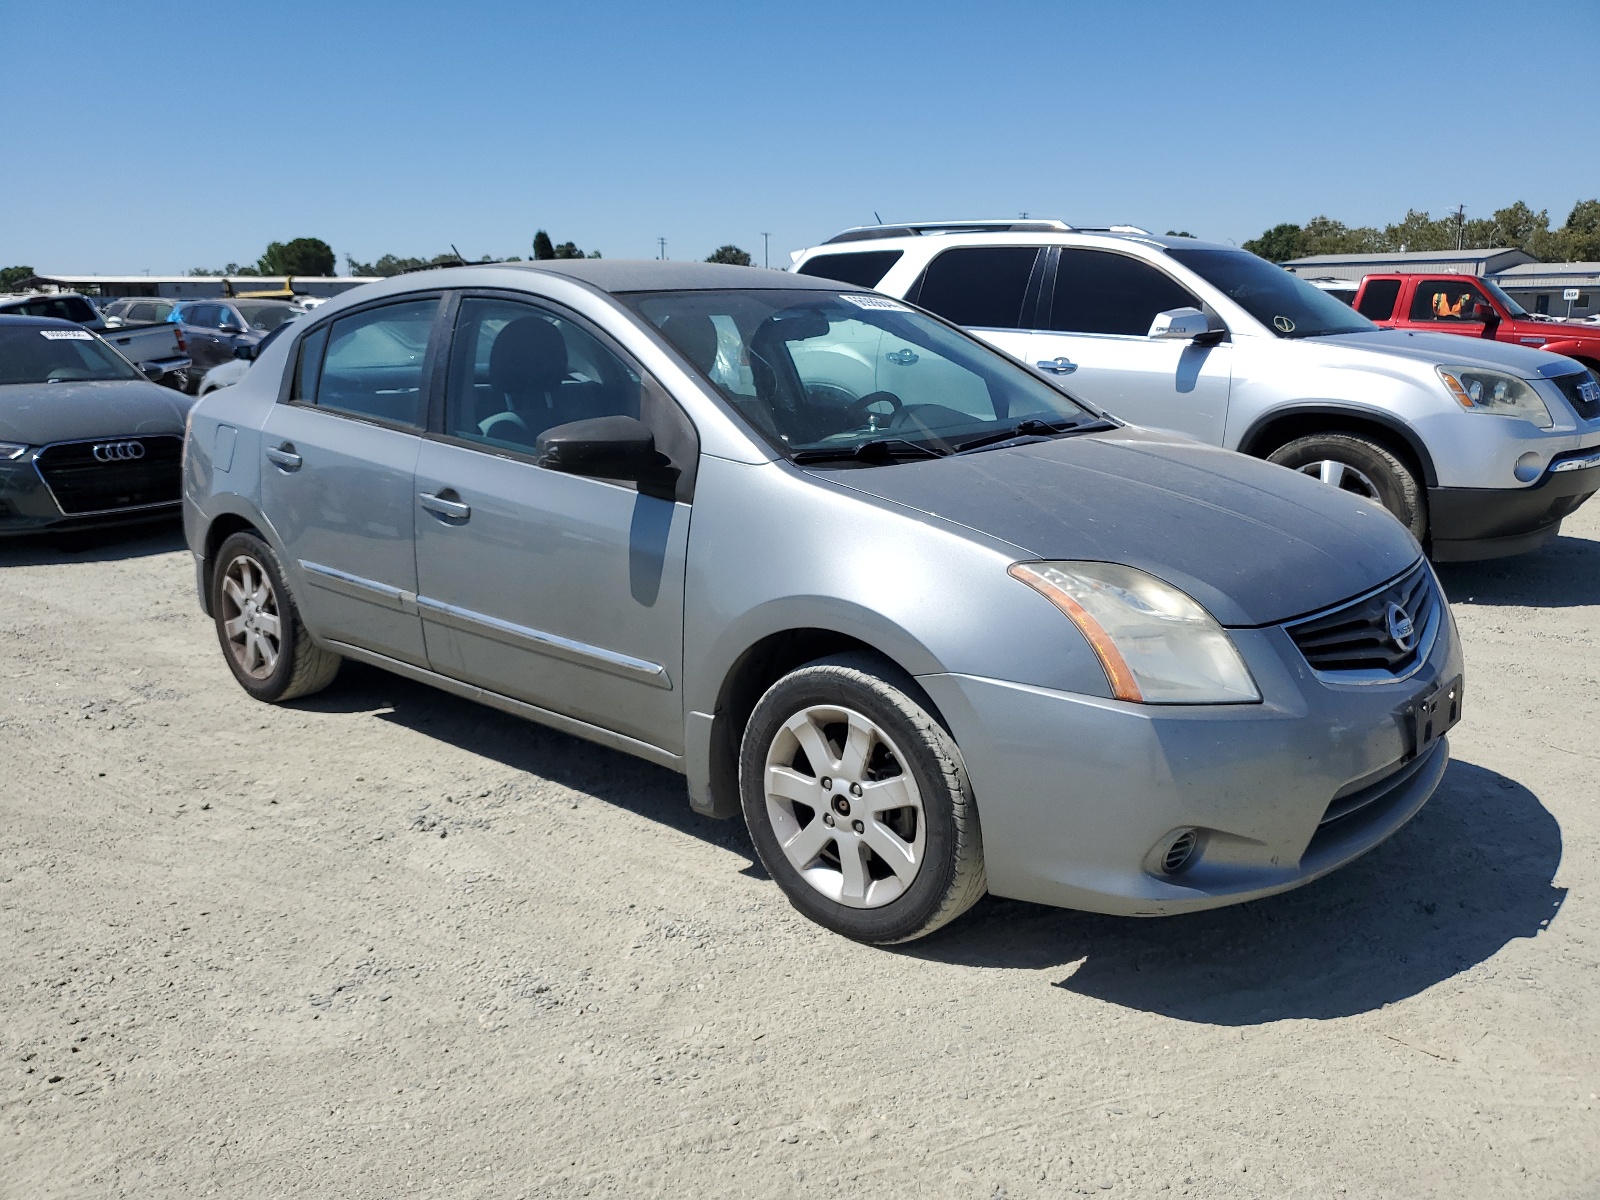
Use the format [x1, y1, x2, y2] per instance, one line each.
[419, 491, 471, 521]
[265, 444, 302, 470]
[1035, 357, 1077, 375]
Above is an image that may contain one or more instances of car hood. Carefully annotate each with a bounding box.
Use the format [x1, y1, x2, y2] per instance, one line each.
[1318, 328, 1579, 379]
[811, 427, 1421, 627]
[0, 380, 192, 446]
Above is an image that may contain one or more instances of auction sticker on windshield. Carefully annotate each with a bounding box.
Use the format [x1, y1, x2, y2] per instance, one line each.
[39, 330, 94, 341]
[839, 294, 913, 312]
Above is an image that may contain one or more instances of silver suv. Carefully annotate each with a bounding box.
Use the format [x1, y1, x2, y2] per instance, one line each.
[183, 260, 1461, 943]
[793, 221, 1600, 560]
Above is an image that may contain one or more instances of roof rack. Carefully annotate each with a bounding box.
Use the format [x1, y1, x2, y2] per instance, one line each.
[823, 219, 1074, 245]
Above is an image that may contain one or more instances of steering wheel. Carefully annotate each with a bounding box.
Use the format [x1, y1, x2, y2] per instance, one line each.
[844, 390, 904, 424]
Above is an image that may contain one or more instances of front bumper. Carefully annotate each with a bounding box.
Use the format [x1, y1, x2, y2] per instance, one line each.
[916, 604, 1462, 917]
[0, 458, 180, 537]
[1429, 453, 1600, 561]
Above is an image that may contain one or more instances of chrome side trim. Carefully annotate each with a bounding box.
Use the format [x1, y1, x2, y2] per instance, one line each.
[298, 560, 418, 614]
[323, 640, 684, 772]
[414, 595, 671, 689]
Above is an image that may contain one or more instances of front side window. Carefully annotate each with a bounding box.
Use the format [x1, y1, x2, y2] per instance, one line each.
[184, 304, 223, 328]
[308, 298, 438, 426]
[234, 301, 299, 332]
[1049, 249, 1201, 336]
[627, 289, 1099, 459]
[1409, 279, 1489, 322]
[0, 327, 141, 385]
[443, 297, 642, 452]
[1165, 247, 1376, 339]
[910, 247, 1039, 330]
[796, 250, 904, 289]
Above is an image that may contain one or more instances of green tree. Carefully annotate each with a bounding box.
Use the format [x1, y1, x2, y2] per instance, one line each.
[1552, 199, 1600, 261]
[1378, 209, 1455, 252]
[552, 241, 585, 259]
[1241, 223, 1303, 262]
[1301, 215, 1382, 256]
[257, 237, 336, 276]
[1, 265, 36, 291]
[705, 244, 753, 265]
[1486, 201, 1549, 251]
[1164, 230, 1195, 239]
[532, 230, 557, 260]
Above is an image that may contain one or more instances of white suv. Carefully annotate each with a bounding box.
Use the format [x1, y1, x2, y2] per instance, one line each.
[791, 221, 1600, 560]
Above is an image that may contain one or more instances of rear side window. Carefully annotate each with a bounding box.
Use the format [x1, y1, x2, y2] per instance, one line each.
[298, 298, 439, 427]
[11, 296, 98, 323]
[185, 304, 224, 328]
[1356, 278, 1401, 320]
[1409, 279, 1487, 322]
[1049, 250, 1199, 336]
[910, 247, 1039, 330]
[796, 250, 903, 289]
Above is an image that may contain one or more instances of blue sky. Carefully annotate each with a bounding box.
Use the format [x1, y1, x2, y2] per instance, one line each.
[4, 0, 1597, 274]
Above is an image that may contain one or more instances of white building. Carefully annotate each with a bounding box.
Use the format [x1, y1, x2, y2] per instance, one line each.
[13, 273, 380, 300]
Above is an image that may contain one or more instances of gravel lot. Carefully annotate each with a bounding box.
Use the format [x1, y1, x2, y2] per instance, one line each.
[2, 506, 1597, 1199]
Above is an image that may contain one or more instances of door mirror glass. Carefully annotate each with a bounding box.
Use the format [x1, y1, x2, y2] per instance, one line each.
[141, 363, 166, 381]
[536, 415, 674, 487]
[233, 343, 256, 361]
[1147, 307, 1213, 340]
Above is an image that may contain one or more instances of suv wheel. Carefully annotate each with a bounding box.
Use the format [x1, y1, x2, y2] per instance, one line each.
[1267, 432, 1427, 541]
[211, 531, 341, 703]
[739, 653, 986, 943]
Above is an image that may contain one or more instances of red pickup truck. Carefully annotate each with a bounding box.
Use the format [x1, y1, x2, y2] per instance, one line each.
[1352, 273, 1600, 378]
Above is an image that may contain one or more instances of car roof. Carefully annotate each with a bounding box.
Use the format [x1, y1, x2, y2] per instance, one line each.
[489, 259, 851, 294]
[802, 224, 1237, 256]
[0, 314, 82, 330]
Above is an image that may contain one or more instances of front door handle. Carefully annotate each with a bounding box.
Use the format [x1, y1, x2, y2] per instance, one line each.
[419, 491, 471, 521]
[265, 444, 302, 470]
[1035, 357, 1078, 375]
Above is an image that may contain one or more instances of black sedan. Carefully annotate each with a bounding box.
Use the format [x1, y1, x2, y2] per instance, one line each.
[0, 315, 193, 535]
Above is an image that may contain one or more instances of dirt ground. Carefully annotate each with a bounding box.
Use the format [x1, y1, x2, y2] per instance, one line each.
[1, 504, 1597, 1200]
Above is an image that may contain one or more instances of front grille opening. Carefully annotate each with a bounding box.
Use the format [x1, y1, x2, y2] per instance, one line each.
[1552, 371, 1600, 422]
[1286, 562, 1436, 675]
[35, 436, 183, 515]
[1160, 828, 1199, 875]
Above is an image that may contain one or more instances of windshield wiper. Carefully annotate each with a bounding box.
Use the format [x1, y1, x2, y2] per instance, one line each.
[952, 417, 1114, 454]
[792, 437, 949, 465]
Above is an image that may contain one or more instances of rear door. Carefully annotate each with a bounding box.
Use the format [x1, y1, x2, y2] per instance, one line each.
[904, 245, 1041, 362]
[259, 295, 443, 665]
[183, 304, 226, 371]
[1027, 248, 1232, 442]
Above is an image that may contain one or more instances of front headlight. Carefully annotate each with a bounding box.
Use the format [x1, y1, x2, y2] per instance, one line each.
[1437, 365, 1553, 428]
[0, 442, 30, 461]
[1009, 561, 1260, 704]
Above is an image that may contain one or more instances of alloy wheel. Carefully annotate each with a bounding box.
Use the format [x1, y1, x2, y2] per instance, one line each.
[1297, 458, 1381, 501]
[220, 554, 282, 679]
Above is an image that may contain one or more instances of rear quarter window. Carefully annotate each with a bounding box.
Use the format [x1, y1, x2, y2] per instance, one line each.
[1357, 278, 1401, 320]
[796, 250, 904, 289]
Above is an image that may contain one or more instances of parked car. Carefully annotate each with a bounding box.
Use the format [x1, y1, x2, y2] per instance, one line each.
[0, 292, 191, 389]
[196, 316, 302, 396]
[0, 315, 193, 534]
[1351, 273, 1600, 381]
[172, 300, 303, 387]
[792, 223, 1600, 560]
[102, 297, 181, 327]
[184, 260, 1461, 943]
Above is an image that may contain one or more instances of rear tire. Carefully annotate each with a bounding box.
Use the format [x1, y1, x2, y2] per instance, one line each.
[211, 531, 341, 703]
[1267, 432, 1428, 542]
[739, 652, 986, 944]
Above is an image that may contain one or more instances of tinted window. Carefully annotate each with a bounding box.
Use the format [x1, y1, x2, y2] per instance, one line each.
[1356, 278, 1401, 320]
[1409, 279, 1488, 322]
[185, 304, 223, 328]
[797, 251, 904, 289]
[1049, 250, 1200, 336]
[1165, 247, 1375, 339]
[912, 247, 1039, 329]
[443, 297, 642, 452]
[312, 299, 438, 426]
[235, 301, 299, 332]
[0, 327, 141, 385]
[10, 296, 99, 324]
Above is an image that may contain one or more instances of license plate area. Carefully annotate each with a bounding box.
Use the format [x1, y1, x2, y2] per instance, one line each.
[1400, 675, 1462, 761]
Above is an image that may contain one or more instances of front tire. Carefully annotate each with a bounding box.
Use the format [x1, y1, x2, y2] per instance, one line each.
[211, 531, 341, 703]
[1267, 432, 1428, 542]
[739, 653, 986, 943]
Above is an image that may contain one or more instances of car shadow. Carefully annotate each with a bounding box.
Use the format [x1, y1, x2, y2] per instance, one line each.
[292, 661, 764, 867]
[897, 759, 1562, 1023]
[1436, 530, 1600, 608]
[0, 517, 186, 566]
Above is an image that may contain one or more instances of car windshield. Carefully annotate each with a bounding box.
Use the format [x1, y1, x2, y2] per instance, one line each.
[624, 289, 1101, 460]
[234, 302, 300, 332]
[1166, 247, 1377, 339]
[0, 326, 142, 385]
[1479, 278, 1529, 318]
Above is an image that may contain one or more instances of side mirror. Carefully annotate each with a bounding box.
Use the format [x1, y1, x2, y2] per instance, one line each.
[219, 321, 244, 334]
[1471, 299, 1502, 339]
[1148, 307, 1222, 343]
[141, 363, 166, 381]
[233, 343, 256, 361]
[536, 415, 676, 491]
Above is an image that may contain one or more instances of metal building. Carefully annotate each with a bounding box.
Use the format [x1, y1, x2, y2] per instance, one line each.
[11, 273, 380, 300]
[1488, 262, 1600, 319]
[1281, 248, 1536, 282]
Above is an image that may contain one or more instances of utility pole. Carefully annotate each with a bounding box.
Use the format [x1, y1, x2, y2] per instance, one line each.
[1453, 204, 1466, 251]
[761, 232, 771, 269]
[657, 237, 667, 261]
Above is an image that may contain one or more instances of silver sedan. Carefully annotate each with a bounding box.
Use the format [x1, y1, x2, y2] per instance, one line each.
[182, 261, 1462, 943]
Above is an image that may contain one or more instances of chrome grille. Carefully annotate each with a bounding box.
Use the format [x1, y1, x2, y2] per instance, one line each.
[1552, 370, 1600, 422]
[1285, 561, 1437, 676]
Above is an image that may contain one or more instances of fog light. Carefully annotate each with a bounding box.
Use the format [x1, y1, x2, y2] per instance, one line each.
[1514, 452, 1543, 483]
[1158, 828, 1199, 875]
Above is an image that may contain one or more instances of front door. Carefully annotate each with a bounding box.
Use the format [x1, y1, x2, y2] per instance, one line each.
[412, 295, 694, 755]
[1027, 248, 1233, 443]
[259, 295, 441, 665]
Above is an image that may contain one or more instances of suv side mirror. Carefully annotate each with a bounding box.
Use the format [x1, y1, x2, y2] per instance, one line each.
[141, 363, 167, 381]
[1148, 307, 1223, 343]
[233, 343, 256, 361]
[536, 415, 677, 491]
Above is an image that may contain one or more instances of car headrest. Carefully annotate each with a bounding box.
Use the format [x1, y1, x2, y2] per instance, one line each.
[489, 315, 568, 397]
[659, 314, 721, 375]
